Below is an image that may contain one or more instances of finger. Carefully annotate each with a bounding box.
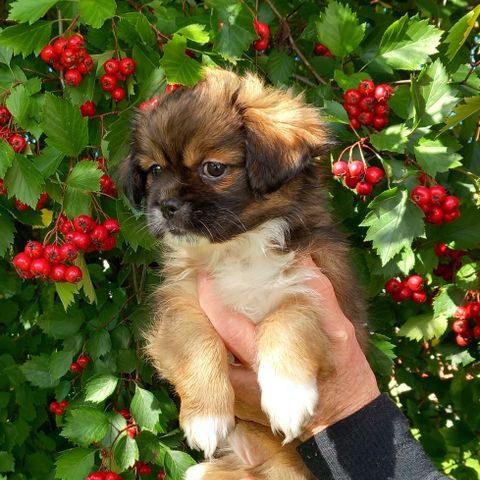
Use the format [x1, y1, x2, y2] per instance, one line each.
[197, 272, 257, 367]
[229, 365, 261, 407]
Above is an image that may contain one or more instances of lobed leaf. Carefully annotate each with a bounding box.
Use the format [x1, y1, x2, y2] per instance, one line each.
[79, 0, 117, 29]
[131, 385, 162, 432]
[8, 0, 60, 25]
[84, 375, 119, 403]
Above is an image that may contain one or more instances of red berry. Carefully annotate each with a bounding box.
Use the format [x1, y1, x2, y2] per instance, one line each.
[412, 291, 427, 303]
[74, 214, 94, 234]
[71, 231, 91, 250]
[36, 192, 49, 210]
[253, 20, 270, 39]
[24, 240, 44, 259]
[385, 278, 401, 294]
[65, 265, 82, 283]
[469, 302, 480, 317]
[372, 115, 388, 130]
[30, 258, 51, 279]
[44, 244, 63, 263]
[60, 48, 77, 68]
[358, 111, 373, 125]
[115, 71, 127, 82]
[365, 166, 384, 185]
[429, 185, 446, 204]
[406, 275, 424, 292]
[59, 400, 68, 409]
[103, 58, 120, 75]
[452, 318, 469, 333]
[99, 236, 116, 251]
[116, 409, 131, 420]
[434, 243, 449, 257]
[139, 96, 160, 111]
[443, 209, 460, 223]
[359, 96, 376, 112]
[105, 473, 123, 480]
[166, 83, 182, 93]
[80, 101, 96, 117]
[119, 57, 136, 76]
[456, 333, 471, 347]
[78, 55, 94, 74]
[87, 473, 107, 480]
[77, 355, 90, 368]
[52, 38, 68, 56]
[344, 104, 360, 117]
[350, 117, 361, 129]
[59, 243, 78, 262]
[64, 69, 82, 87]
[100, 74, 117, 92]
[374, 84, 392, 102]
[358, 79, 375, 96]
[137, 462, 152, 476]
[472, 326, 480, 339]
[185, 48, 196, 58]
[332, 161, 348, 177]
[348, 160, 365, 177]
[103, 219, 120, 235]
[411, 186, 432, 205]
[0, 179, 7, 196]
[40, 45, 56, 64]
[49, 401, 61, 413]
[67, 34, 85, 50]
[356, 181, 373, 196]
[126, 423, 138, 438]
[158, 471, 166, 480]
[397, 284, 412, 301]
[425, 206, 444, 224]
[50, 263, 67, 282]
[344, 89, 361, 105]
[90, 225, 109, 247]
[15, 199, 29, 211]
[344, 174, 360, 189]
[455, 306, 469, 320]
[112, 87, 126, 102]
[0, 106, 11, 126]
[374, 103, 390, 116]
[253, 38, 268, 51]
[441, 195, 459, 213]
[9, 134, 27, 153]
[13, 252, 31, 271]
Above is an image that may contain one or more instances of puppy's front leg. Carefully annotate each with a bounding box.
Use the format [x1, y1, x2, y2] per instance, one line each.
[256, 296, 331, 443]
[146, 286, 235, 457]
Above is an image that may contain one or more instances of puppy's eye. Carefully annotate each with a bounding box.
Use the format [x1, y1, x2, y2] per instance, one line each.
[150, 164, 162, 177]
[202, 161, 227, 179]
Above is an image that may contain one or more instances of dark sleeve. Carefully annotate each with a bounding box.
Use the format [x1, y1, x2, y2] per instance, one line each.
[296, 394, 450, 480]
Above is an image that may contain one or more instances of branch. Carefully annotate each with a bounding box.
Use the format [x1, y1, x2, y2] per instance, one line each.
[264, 0, 327, 85]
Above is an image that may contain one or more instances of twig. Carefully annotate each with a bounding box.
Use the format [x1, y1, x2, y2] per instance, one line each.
[293, 74, 316, 87]
[264, 0, 327, 85]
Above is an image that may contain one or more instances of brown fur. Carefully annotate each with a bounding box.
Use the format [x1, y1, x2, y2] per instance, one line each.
[122, 68, 367, 480]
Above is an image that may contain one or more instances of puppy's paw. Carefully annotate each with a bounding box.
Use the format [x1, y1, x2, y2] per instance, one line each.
[184, 464, 208, 480]
[182, 415, 235, 458]
[258, 362, 318, 443]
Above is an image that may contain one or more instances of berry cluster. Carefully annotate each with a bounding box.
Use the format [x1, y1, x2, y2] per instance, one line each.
[40, 34, 94, 87]
[343, 80, 392, 130]
[69, 355, 90, 373]
[313, 43, 333, 57]
[332, 160, 385, 196]
[49, 400, 68, 416]
[452, 302, 480, 347]
[385, 275, 428, 303]
[410, 185, 460, 224]
[1, 105, 27, 153]
[253, 20, 270, 51]
[433, 243, 465, 281]
[100, 57, 136, 102]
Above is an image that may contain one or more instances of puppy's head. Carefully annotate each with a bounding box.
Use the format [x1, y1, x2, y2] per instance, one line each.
[122, 69, 331, 244]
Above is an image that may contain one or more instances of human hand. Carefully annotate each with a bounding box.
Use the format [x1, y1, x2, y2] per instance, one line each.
[197, 257, 380, 438]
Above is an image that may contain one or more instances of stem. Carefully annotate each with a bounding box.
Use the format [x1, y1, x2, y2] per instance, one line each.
[57, 8, 65, 89]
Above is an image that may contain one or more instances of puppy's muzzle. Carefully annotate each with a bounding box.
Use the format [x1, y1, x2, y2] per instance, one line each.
[160, 198, 182, 220]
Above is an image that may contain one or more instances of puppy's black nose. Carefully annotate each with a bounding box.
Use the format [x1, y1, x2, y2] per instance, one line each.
[160, 198, 181, 219]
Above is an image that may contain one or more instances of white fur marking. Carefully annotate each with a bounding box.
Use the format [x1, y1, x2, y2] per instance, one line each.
[184, 464, 208, 480]
[182, 415, 235, 458]
[258, 362, 318, 443]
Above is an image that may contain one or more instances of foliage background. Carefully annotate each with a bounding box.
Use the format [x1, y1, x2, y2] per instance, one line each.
[0, 0, 479, 478]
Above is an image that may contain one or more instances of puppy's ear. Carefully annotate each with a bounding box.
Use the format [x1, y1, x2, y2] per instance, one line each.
[236, 73, 332, 194]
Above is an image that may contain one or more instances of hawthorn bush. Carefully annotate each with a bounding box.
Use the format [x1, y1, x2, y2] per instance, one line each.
[0, 0, 479, 478]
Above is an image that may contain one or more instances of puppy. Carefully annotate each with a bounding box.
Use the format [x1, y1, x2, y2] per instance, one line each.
[122, 68, 368, 480]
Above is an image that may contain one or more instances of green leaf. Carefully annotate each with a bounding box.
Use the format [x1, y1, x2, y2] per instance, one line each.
[440, 96, 480, 133]
[316, 1, 365, 58]
[55, 448, 95, 480]
[131, 386, 162, 432]
[333, 70, 372, 91]
[161, 34, 203, 86]
[413, 136, 462, 177]
[20, 351, 72, 388]
[55, 282, 81, 311]
[433, 286, 464, 320]
[112, 435, 139, 470]
[0, 211, 15, 256]
[445, 5, 480, 61]
[0, 452, 14, 473]
[0, 139, 14, 177]
[438, 207, 480, 249]
[42, 94, 88, 157]
[84, 375, 119, 403]
[378, 14, 443, 70]
[398, 312, 448, 341]
[103, 110, 132, 166]
[36, 145, 65, 177]
[8, 0, 60, 24]
[117, 12, 156, 46]
[164, 449, 196, 479]
[4, 155, 44, 207]
[176, 24, 209, 44]
[0, 45, 13, 66]
[370, 124, 411, 153]
[323, 100, 349, 124]
[75, 254, 97, 304]
[360, 188, 425, 265]
[67, 161, 101, 191]
[87, 330, 112, 359]
[61, 407, 109, 446]
[416, 60, 459, 127]
[266, 51, 295, 84]
[368, 333, 396, 376]
[63, 186, 92, 219]
[79, 0, 117, 29]
[37, 305, 84, 339]
[0, 21, 53, 58]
